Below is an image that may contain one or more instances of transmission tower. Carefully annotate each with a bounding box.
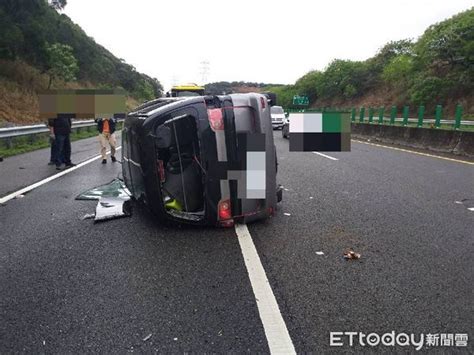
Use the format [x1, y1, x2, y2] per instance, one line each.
[171, 75, 179, 86]
[199, 61, 210, 84]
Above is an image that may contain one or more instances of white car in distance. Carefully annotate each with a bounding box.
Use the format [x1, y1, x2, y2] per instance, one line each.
[271, 106, 285, 130]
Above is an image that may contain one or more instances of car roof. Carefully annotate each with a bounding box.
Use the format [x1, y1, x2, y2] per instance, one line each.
[129, 96, 207, 117]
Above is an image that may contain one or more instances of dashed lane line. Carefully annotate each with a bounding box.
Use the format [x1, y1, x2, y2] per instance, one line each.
[235, 223, 296, 355]
[0, 147, 121, 204]
[312, 152, 338, 160]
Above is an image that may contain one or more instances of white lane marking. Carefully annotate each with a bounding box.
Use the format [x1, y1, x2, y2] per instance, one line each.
[352, 140, 474, 165]
[0, 147, 121, 204]
[235, 223, 296, 355]
[312, 152, 338, 161]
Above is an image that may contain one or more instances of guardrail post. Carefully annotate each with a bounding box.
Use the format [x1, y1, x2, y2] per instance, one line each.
[417, 105, 425, 127]
[29, 133, 37, 144]
[390, 106, 397, 125]
[351, 108, 356, 122]
[368, 107, 374, 123]
[402, 106, 409, 126]
[359, 107, 365, 123]
[5, 137, 13, 149]
[435, 105, 442, 128]
[378, 106, 385, 124]
[454, 104, 463, 130]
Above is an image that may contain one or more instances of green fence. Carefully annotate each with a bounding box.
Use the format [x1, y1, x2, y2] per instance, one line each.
[291, 104, 470, 131]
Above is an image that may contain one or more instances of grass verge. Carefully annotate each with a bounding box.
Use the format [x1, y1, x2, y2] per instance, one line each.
[0, 128, 114, 158]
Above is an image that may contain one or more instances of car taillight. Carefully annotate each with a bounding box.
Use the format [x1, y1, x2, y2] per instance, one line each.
[207, 108, 224, 131]
[218, 199, 232, 220]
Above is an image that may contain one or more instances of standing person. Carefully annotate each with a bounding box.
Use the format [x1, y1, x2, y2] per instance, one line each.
[96, 117, 117, 164]
[48, 115, 75, 170]
[47, 120, 57, 165]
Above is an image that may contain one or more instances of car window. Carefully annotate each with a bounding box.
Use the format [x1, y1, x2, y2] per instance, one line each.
[271, 107, 284, 114]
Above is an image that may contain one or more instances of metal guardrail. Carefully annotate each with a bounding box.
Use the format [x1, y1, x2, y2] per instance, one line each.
[0, 119, 123, 139]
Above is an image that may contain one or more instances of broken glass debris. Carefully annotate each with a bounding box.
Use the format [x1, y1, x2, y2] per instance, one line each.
[76, 178, 131, 201]
[94, 197, 131, 222]
[76, 179, 132, 222]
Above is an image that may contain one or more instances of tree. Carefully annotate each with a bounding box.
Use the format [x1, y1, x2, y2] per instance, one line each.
[48, 0, 67, 10]
[415, 8, 473, 70]
[382, 54, 415, 88]
[409, 75, 451, 106]
[316, 59, 368, 99]
[133, 79, 155, 101]
[372, 39, 415, 66]
[0, 9, 24, 59]
[294, 70, 322, 103]
[45, 43, 78, 88]
[414, 7, 474, 93]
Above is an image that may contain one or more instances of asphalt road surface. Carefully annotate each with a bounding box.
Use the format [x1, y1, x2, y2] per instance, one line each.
[1, 132, 473, 353]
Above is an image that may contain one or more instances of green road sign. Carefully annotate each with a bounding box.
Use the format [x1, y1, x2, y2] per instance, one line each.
[293, 95, 309, 106]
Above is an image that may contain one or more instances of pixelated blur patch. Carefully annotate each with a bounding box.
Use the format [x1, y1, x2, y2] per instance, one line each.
[39, 89, 126, 119]
[289, 112, 351, 151]
[217, 132, 267, 200]
[246, 151, 266, 199]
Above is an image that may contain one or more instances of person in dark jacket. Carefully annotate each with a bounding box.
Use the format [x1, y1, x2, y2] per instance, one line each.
[48, 115, 75, 170]
[95, 117, 117, 164]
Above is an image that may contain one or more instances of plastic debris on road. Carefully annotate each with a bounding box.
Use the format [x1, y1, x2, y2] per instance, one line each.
[315, 251, 324, 255]
[94, 197, 131, 222]
[283, 212, 291, 216]
[77, 179, 132, 222]
[14, 194, 25, 199]
[143, 333, 152, 342]
[76, 178, 131, 200]
[343, 249, 361, 260]
[454, 199, 474, 212]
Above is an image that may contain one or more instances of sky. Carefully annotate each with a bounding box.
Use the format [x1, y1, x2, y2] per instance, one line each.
[63, 0, 473, 91]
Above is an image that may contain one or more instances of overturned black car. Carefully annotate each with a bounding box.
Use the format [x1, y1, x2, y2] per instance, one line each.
[122, 93, 282, 227]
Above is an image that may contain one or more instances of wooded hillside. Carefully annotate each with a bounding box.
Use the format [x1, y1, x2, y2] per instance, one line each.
[0, 0, 162, 124]
[266, 8, 474, 117]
